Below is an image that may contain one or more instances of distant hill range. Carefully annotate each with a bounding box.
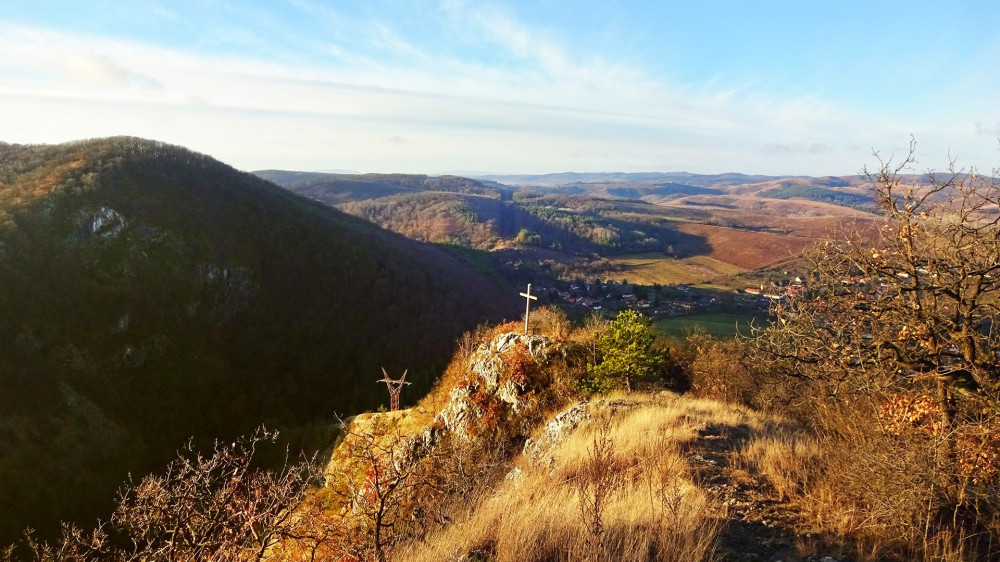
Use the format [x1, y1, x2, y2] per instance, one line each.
[0, 138, 518, 543]
[260, 169, 878, 208]
[259, 169, 878, 283]
[472, 171, 806, 187]
[261, 170, 877, 217]
[474, 172, 871, 202]
[254, 170, 511, 204]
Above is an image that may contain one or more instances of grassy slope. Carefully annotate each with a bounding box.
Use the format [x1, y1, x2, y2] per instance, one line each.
[317, 389, 847, 562]
[397, 393, 721, 561]
[296, 313, 988, 562]
[290, 319, 847, 561]
[0, 138, 519, 543]
[608, 252, 746, 286]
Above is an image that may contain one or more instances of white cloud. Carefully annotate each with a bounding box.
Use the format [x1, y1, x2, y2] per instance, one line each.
[0, 12, 994, 176]
[975, 121, 1000, 137]
[61, 51, 163, 89]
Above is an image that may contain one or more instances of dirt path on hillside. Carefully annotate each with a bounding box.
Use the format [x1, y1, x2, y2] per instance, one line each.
[682, 420, 851, 562]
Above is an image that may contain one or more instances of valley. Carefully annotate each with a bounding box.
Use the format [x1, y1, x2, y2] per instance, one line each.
[4, 137, 996, 562]
[261, 169, 874, 292]
[260, 169, 877, 339]
[5, 2, 995, 560]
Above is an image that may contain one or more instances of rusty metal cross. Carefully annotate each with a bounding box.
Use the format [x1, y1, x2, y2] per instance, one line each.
[377, 367, 410, 411]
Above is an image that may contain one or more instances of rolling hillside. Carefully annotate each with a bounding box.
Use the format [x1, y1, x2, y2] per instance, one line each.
[256, 170, 509, 205]
[262, 172, 700, 257]
[0, 138, 519, 543]
[261, 169, 876, 288]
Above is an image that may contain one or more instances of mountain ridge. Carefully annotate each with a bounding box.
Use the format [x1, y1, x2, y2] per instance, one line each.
[0, 137, 520, 542]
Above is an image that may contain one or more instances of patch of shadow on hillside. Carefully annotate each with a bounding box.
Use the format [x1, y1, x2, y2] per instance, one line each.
[683, 419, 855, 562]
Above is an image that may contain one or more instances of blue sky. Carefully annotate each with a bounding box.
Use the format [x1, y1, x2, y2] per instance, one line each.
[2, 1, 998, 175]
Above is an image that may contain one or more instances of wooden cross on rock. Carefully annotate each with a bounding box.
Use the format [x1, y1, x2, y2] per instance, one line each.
[377, 367, 410, 411]
[520, 283, 538, 336]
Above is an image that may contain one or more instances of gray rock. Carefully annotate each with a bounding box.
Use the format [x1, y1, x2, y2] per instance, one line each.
[522, 401, 592, 468]
[436, 332, 556, 440]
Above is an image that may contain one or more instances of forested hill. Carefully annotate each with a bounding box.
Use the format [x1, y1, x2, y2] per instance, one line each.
[0, 138, 519, 543]
[254, 170, 510, 205]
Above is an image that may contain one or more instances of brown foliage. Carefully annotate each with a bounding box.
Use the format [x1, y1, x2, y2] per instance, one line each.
[684, 334, 763, 406]
[527, 306, 573, 342]
[676, 141, 1000, 559]
[752, 141, 1000, 420]
[3, 427, 320, 562]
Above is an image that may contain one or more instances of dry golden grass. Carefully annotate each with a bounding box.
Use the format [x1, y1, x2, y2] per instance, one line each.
[394, 393, 722, 562]
[606, 252, 745, 286]
[738, 429, 823, 502]
[728, 400, 990, 561]
[302, 337, 994, 562]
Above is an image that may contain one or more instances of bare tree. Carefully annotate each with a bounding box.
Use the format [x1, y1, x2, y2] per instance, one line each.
[754, 140, 1000, 423]
[333, 416, 447, 562]
[4, 427, 321, 562]
[746, 142, 1000, 545]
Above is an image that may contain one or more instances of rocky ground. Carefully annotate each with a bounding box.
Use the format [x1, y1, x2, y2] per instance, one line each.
[316, 332, 863, 561]
[682, 414, 850, 562]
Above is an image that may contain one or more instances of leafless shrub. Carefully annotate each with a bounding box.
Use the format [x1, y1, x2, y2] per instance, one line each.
[4, 427, 321, 562]
[327, 415, 454, 562]
[528, 306, 572, 341]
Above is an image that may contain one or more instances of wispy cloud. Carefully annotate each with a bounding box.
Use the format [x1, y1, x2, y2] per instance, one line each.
[61, 51, 163, 88]
[0, 2, 994, 175]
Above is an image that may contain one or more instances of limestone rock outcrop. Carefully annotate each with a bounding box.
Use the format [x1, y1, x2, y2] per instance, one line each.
[436, 332, 557, 441]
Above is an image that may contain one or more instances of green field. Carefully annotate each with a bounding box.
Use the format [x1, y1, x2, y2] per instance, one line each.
[655, 311, 768, 339]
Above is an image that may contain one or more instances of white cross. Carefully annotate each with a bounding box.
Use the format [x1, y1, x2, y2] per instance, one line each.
[520, 283, 538, 335]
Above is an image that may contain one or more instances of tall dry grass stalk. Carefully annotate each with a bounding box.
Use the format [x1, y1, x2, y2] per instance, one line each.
[573, 420, 626, 560]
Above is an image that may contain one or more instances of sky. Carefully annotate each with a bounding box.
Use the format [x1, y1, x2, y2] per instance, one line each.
[2, 0, 999, 176]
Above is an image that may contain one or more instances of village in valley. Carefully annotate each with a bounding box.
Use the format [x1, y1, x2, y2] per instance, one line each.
[529, 274, 809, 324]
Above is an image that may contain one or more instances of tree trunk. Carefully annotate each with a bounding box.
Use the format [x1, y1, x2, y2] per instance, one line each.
[936, 376, 954, 429]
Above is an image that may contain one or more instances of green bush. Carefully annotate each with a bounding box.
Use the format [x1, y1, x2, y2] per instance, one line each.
[580, 310, 664, 393]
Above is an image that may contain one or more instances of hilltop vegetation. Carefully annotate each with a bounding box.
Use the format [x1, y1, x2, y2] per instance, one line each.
[10, 150, 993, 561]
[255, 171, 508, 205]
[761, 184, 873, 208]
[0, 138, 518, 543]
[17, 301, 999, 561]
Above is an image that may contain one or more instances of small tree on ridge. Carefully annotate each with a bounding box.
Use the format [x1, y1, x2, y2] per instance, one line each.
[584, 309, 662, 393]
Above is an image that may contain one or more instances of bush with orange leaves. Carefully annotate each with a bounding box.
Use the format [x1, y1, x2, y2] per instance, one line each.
[879, 392, 1000, 485]
[953, 422, 1000, 485]
[503, 341, 534, 388]
[878, 392, 947, 437]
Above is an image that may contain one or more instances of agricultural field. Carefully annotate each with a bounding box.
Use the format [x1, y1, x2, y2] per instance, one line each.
[655, 311, 769, 339]
[607, 253, 746, 287]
